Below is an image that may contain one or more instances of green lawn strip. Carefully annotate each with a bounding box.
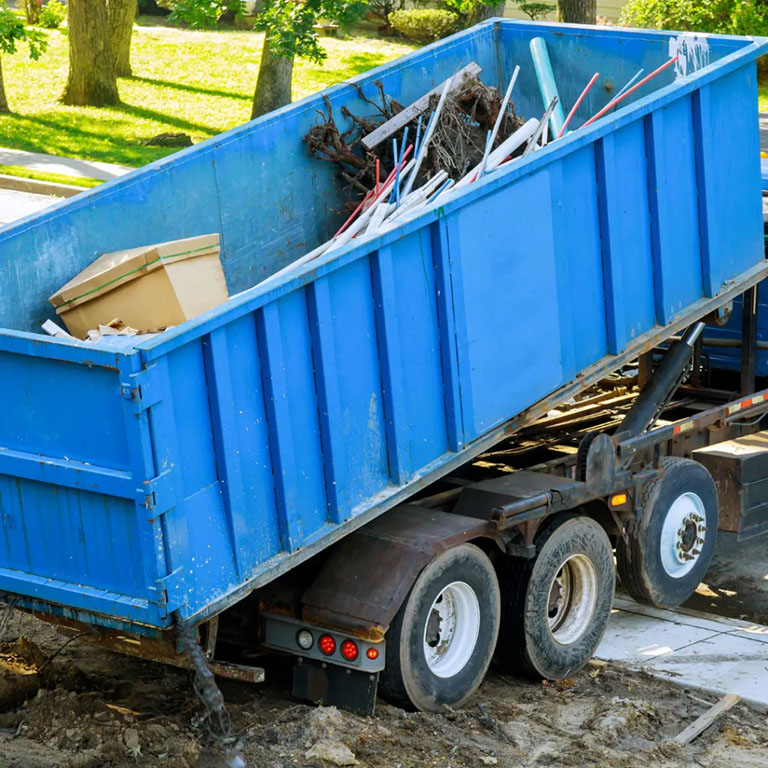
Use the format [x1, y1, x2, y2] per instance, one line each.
[0, 163, 103, 188]
[0, 22, 416, 168]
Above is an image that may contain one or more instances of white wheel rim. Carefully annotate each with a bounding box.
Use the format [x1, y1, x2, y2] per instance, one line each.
[546, 554, 598, 645]
[659, 491, 707, 578]
[422, 581, 480, 679]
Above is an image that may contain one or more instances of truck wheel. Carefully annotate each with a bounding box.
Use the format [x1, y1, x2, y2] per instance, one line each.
[616, 457, 717, 608]
[380, 543, 500, 713]
[497, 515, 615, 680]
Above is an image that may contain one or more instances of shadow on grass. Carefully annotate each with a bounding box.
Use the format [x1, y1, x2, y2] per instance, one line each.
[0, 113, 172, 166]
[113, 101, 219, 135]
[125, 75, 251, 101]
[318, 52, 393, 81]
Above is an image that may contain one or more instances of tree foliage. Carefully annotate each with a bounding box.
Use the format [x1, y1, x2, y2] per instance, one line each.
[169, 0, 366, 63]
[0, 1, 47, 58]
[0, 0, 47, 113]
[418, 0, 504, 29]
[256, 0, 366, 62]
[514, 0, 555, 19]
[165, 0, 243, 28]
[389, 9, 458, 41]
[39, 0, 67, 28]
[620, 0, 768, 34]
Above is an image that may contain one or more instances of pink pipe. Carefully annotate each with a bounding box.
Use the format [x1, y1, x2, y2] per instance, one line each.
[334, 190, 374, 238]
[557, 72, 600, 139]
[581, 56, 679, 130]
[331, 145, 413, 239]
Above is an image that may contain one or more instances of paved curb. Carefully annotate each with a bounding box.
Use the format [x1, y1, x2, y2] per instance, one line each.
[0, 174, 88, 198]
[598, 596, 768, 712]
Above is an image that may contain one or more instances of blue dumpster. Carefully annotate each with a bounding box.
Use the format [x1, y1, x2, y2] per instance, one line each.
[0, 20, 765, 635]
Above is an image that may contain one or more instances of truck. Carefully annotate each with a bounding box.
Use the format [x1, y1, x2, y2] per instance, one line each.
[1, 18, 767, 722]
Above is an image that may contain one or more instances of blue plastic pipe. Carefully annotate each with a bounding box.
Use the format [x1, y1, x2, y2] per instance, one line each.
[530, 37, 567, 139]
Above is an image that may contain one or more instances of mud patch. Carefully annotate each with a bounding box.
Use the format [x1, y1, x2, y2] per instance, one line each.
[1, 610, 767, 768]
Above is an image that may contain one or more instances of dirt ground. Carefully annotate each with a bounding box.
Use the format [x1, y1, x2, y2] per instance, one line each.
[1, 603, 767, 768]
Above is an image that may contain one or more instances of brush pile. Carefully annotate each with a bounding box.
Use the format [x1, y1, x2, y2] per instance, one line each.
[304, 68, 527, 210]
[267, 61, 546, 287]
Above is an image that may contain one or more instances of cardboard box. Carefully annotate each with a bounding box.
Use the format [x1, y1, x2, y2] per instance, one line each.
[49, 234, 228, 339]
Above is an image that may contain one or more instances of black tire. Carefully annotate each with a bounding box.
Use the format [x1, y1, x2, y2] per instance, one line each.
[496, 515, 615, 680]
[616, 457, 718, 609]
[379, 543, 500, 713]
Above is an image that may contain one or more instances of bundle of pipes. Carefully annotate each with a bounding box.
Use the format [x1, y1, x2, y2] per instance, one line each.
[268, 41, 683, 287]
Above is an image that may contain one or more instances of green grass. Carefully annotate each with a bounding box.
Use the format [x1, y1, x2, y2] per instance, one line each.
[0, 163, 103, 187]
[0, 21, 416, 168]
[760, 77, 768, 113]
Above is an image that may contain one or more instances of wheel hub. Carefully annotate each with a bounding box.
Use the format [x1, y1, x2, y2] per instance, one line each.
[422, 581, 480, 679]
[660, 492, 707, 578]
[545, 554, 598, 646]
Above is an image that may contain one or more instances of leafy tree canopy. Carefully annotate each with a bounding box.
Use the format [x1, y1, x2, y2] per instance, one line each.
[168, 0, 367, 62]
[0, 0, 47, 58]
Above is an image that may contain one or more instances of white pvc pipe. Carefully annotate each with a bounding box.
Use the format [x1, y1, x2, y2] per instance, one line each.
[401, 77, 452, 199]
[364, 201, 394, 237]
[479, 65, 520, 177]
[522, 97, 558, 158]
[326, 160, 414, 252]
[387, 171, 449, 223]
[452, 118, 538, 192]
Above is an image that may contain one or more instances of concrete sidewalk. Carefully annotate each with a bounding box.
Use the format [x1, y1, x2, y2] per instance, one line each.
[0, 188, 60, 228]
[0, 147, 134, 182]
[598, 596, 768, 710]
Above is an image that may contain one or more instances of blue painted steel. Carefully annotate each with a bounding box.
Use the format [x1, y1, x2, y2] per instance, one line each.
[706, 287, 768, 375]
[0, 21, 766, 634]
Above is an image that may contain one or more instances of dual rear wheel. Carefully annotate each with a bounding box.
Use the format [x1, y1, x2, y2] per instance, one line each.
[380, 516, 615, 712]
[380, 459, 718, 712]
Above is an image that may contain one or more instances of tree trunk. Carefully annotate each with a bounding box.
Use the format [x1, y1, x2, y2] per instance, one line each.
[470, 1, 505, 24]
[251, 36, 293, 120]
[558, 0, 596, 24]
[62, 0, 120, 107]
[23, 0, 42, 25]
[107, 0, 137, 77]
[0, 58, 9, 115]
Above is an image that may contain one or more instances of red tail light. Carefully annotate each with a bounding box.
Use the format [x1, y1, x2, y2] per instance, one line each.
[341, 640, 358, 661]
[319, 634, 336, 655]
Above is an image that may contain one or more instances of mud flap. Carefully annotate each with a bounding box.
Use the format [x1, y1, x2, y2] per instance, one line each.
[293, 657, 379, 716]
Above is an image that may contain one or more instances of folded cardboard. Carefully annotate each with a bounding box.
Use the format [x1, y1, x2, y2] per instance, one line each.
[49, 234, 228, 339]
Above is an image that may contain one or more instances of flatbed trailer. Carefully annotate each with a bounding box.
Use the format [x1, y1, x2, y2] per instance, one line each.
[1, 19, 768, 721]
